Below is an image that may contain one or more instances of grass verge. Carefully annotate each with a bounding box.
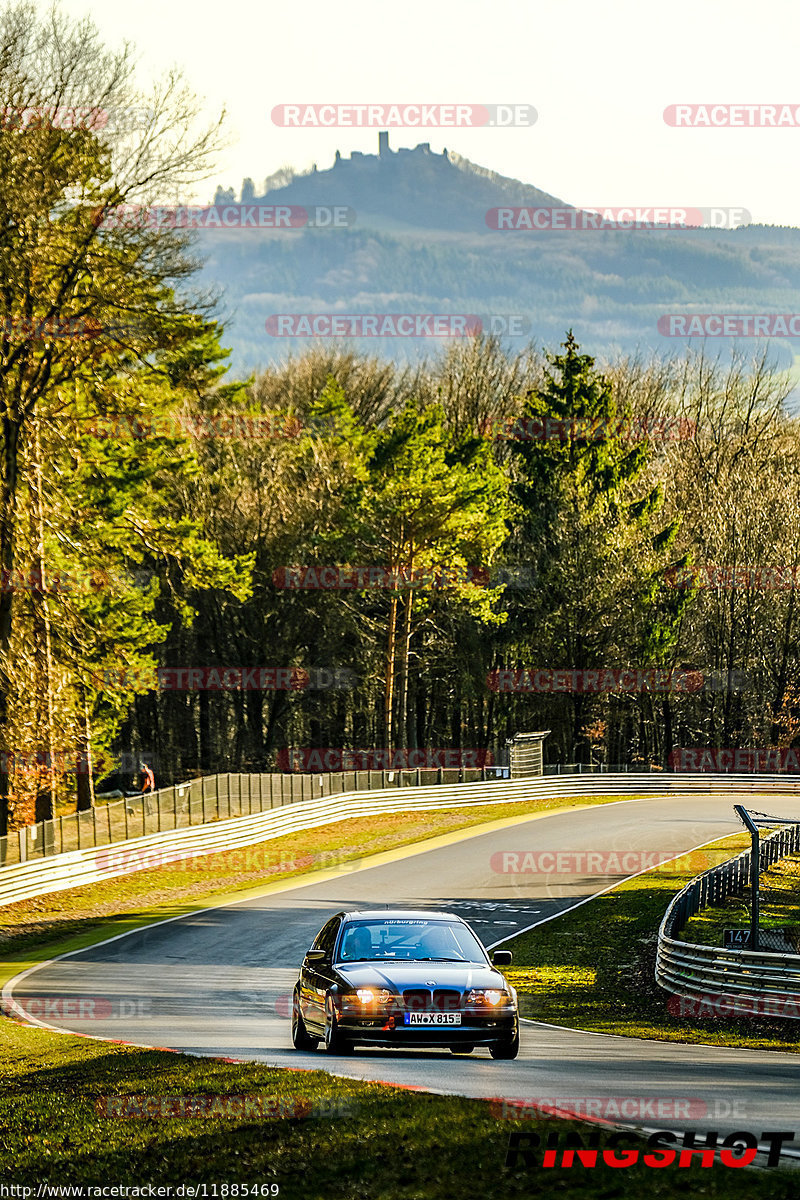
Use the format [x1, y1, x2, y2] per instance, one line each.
[2, 803, 798, 1191]
[0, 1017, 796, 1195]
[683, 851, 800, 949]
[504, 831, 800, 1051]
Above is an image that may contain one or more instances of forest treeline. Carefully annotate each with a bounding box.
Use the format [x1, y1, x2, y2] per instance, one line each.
[5, 329, 800, 829]
[1, 4, 800, 833]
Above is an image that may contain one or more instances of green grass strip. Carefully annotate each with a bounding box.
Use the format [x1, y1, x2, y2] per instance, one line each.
[504, 831, 800, 1050]
[4, 797, 798, 1191]
[1, 999, 796, 1194]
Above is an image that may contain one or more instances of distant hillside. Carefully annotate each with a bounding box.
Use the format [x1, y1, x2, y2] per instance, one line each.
[214, 134, 566, 233]
[201, 135, 800, 394]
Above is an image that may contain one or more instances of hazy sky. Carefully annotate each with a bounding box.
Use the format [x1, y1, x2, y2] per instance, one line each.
[49, 0, 800, 224]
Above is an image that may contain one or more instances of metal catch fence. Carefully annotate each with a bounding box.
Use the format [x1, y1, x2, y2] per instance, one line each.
[0, 766, 498, 868]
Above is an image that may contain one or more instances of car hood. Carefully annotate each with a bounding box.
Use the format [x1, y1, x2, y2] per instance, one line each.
[334, 962, 507, 991]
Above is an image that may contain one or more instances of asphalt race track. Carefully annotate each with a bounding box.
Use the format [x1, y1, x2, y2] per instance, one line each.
[8, 793, 800, 1155]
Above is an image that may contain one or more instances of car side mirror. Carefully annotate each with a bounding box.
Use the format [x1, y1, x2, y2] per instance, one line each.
[305, 948, 327, 963]
[492, 950, 512, 966]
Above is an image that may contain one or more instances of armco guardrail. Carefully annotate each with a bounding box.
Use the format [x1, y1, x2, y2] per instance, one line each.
[656, 822, 800, 1012]
[6, 762, 800, 870]
[4, 771, 800, 909]
[0, 775, 532, 906]
[0, 766, 502, 868]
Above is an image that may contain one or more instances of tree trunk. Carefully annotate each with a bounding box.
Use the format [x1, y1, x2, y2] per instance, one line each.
[0, 412, 21, 840]
[384, 594, 398, 747]
[199, 689, 211, 772]
[661, 695, 673, 769]
[31, 420, 55, 817]
[397, 588, 414, 748]
[76, 688, 95, 811]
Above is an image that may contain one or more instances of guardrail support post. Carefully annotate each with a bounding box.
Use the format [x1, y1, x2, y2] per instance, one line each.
[734, 804, 760, 951]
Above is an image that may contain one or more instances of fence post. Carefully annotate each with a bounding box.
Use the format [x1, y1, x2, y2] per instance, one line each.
[734, 804, 760, 952]
[106, 803, 113, 845]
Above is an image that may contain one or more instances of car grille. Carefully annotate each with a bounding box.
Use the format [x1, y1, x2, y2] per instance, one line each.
[402, 988, 461, 1013]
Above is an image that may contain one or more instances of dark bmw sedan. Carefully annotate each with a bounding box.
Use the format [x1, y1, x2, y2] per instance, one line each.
[291, 909, 519, 1058]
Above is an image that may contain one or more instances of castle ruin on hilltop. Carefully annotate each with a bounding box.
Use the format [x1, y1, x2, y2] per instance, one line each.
[333, 130, 449, 165]
[214, 132, 451, 205]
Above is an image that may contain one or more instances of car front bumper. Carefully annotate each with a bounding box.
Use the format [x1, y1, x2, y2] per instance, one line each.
[335, 1009, 518, 1046]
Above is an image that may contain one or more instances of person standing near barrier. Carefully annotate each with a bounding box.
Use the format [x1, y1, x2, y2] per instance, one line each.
[139, 760, 155, 815]
[139, 761, 155, 793]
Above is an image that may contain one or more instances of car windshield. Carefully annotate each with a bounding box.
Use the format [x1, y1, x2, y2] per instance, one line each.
[335, 918, 487, 964]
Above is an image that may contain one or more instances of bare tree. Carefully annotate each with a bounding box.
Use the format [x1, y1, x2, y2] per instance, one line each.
[0, 0, 227, 839]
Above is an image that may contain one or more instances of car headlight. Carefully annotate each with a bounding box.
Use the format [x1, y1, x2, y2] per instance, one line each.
[343, 989, 395, 1006]
[466, 988, 507, 1006]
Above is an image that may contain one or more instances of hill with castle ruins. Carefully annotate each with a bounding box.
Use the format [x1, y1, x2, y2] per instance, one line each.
[198, 133, 800, 385]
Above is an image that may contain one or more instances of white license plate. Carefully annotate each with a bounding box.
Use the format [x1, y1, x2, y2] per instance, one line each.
[403, 1012, 462, 1026]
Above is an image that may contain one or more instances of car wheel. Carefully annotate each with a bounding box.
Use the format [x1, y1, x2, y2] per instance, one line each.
[490, 1023, 520, 1060]
[449, 1045, 475, 1055]
[291, 990, 319, 1050]
[324, 994, 353, 1055]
